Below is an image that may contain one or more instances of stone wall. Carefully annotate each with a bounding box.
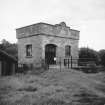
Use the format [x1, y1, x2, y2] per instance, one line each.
[40, 35, 79, 59]
[18, 35, 42, 68]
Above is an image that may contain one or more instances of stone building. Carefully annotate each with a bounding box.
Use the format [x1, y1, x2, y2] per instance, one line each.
[16, 22, 79, 68]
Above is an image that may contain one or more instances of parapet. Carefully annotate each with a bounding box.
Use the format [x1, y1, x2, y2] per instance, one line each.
[16, 22, 79, 40]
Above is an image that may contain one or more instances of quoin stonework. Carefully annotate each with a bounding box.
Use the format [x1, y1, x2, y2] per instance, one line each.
[16, 22, 79, 68]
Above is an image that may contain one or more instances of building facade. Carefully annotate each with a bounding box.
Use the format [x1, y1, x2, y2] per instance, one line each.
[16, 22, 79, 68]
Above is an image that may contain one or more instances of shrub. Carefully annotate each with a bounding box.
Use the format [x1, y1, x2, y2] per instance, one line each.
[99, 50, 105, 67]
[79, 47, 100, 65]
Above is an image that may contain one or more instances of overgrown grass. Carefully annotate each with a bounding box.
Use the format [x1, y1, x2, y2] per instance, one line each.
[1, 69, 105, 105]
[18, 86, 38, 92]
[74, 90, 105, 105]
[12, 98, 72, 105]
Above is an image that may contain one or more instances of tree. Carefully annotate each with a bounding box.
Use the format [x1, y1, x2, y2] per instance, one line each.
[0, 39, 18, 58]
[0, 39, 9, 50]
[98, 50, 105, 66]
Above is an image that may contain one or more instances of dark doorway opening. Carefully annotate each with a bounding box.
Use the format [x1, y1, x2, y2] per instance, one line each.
[45, 44, 57, 65]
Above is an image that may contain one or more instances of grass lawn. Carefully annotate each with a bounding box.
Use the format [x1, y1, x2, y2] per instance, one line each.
[0, 69, 105, 105]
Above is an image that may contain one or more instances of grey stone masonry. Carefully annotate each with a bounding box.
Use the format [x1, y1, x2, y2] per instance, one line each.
[16, 22, 80, 69]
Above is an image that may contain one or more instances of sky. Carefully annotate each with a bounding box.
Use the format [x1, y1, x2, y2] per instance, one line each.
[0, 0, 105, 51]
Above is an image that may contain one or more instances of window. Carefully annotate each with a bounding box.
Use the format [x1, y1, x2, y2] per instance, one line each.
[65, 45, 71, 57]
[26, 44, 32, 57]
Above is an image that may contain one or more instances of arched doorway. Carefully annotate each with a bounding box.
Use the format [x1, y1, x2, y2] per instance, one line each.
[45, 44, 57, 65]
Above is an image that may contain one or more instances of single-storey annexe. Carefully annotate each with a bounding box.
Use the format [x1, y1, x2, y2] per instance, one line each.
[0, 49, 17, 76]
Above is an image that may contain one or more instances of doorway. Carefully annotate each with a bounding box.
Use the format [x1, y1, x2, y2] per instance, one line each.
[45, 44, 57, 65]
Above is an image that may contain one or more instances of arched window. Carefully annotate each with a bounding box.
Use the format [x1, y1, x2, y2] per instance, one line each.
[65, 45, 71, 57]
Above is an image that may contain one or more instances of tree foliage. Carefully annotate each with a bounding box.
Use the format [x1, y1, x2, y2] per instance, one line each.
[0, 39, 18, 58]
[79, 47, 100, 65]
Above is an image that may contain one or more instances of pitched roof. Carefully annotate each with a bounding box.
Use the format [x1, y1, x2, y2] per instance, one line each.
[0, 49, 17, 62]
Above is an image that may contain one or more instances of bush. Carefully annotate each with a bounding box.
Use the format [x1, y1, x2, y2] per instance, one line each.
[99, 50, 105, 66]
[80, 61, 98, 73]
[79, 48, 100, 65]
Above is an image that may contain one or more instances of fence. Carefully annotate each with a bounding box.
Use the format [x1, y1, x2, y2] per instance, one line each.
[47, 57, 77, 69]
[17, 57, 98, 73]
[47, 57, 97, 70]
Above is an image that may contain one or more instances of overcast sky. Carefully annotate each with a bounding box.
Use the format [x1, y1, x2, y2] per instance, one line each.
[0, 0, 105, 50]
